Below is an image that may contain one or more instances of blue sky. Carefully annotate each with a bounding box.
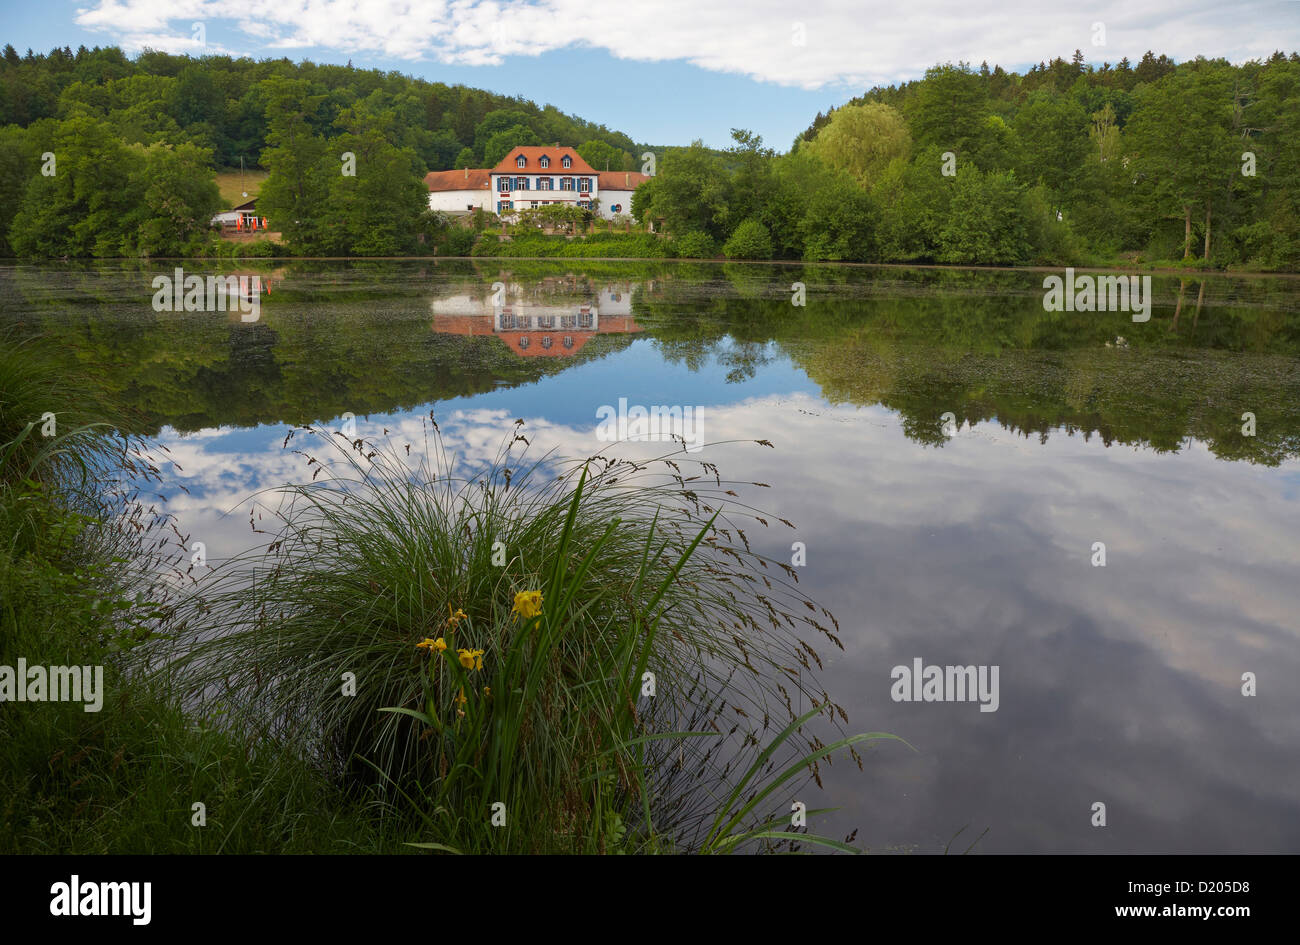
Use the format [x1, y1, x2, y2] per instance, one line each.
[4, 1, 1299, 150]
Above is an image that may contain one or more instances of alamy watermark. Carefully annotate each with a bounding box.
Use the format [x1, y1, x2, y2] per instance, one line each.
[50, 875, 150, 925]
[891, 657, 999, 712]
[0, 660, 103, 712]
[1043, 267, 1151, 322]
[152, 267, 262, 321]
[595, 397, 704, 453]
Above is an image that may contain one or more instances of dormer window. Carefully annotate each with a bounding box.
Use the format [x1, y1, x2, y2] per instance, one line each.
[539, 156, 550, 168]
[562, 155, 572, 168]
[516, 155, 526, 168]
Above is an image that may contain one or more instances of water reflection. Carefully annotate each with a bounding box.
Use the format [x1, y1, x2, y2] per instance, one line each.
[431, 278, 643, 357]
[4, 260, 1299, 852]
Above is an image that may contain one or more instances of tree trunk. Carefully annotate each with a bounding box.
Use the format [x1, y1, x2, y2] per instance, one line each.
[1183, 205, 1193, 259]
[1203, 204, 1212, 262]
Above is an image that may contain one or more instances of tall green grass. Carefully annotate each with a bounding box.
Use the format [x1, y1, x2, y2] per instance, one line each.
[158, 419, 878, 852]
[0, 335, 402, 853]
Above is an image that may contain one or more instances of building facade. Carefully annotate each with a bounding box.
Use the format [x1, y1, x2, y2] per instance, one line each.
[427, 147, 649, 221]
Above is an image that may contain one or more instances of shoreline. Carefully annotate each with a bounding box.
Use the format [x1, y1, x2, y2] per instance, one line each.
[5, 256, 1300, 280]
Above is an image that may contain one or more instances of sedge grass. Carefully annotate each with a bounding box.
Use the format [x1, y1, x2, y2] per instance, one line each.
[157, 417, 886, 853]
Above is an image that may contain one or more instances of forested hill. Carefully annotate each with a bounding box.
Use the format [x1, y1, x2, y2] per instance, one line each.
[650, 49, 1297, 271]
[0, 44, 644, 173]
[797, 50, 1295, 145]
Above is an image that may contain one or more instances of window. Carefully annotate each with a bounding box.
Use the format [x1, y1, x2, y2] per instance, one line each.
[540, 156, 550, 168]
[562, 156, 571, 168]
[497, 200, 512, 214]
[563, 336, 574, 348]
[560, 178, 574, 191]
[538, 177, 552, 190]
[530, 201, 538, 209]
[518, 336, 530, 349]
[516, 177, 530, 191]
[541, 336, 553, 349]
[516, 155, 526, 168]
[579, 310, 594, 329]
[538, 315, 554, 329]
[498, 177, 510, 192]
[579, 178, 591, 192]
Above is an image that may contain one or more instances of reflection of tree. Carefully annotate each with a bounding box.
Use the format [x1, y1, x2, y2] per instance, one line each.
[631, 264, 1300, 465]
[5, 261, 1300, 463]
[3, 262, 637, 433]
[720, 340, 773, 384]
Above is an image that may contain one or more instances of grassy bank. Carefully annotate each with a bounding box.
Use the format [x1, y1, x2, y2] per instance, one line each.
[0, 335, 405, 853]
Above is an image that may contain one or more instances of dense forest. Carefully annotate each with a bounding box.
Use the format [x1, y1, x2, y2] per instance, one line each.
[1, 45, 1297, 269]
[633, 51, 1300, 270]
[0, 44, 643, 257]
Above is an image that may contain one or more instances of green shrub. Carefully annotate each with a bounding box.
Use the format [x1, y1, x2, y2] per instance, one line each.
[671, 231, 716, 258]
[722, 219, 774, 260]
[440, 227, 478, 256]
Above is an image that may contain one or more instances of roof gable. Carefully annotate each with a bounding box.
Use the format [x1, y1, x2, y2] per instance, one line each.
[491, 146, 595, 174]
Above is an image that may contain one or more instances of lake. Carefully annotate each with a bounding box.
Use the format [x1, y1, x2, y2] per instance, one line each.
[4, 258, 1299, 853]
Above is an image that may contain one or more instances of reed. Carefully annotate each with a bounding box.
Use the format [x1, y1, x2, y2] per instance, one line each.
[159, 417, 873, 852]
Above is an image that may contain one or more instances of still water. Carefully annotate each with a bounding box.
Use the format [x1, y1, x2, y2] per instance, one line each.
[5, 259, 1299, 853]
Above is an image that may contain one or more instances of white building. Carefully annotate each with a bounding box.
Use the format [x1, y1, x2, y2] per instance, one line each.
[425, 168, 491, 214]
[427, 147, 650, 221]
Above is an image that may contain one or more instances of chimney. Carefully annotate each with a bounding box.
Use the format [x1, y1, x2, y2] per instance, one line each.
[625, 172, 629, 187]
[464, 167, 468, 180]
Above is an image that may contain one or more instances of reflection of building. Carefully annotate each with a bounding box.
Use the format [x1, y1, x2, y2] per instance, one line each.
[431, 282, 642, 357]
[426, 147, 650, 221]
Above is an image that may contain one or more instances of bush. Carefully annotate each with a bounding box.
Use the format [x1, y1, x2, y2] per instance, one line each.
[722, 219, 774, 260]
[440, 226, 477, 256]
[471, 232, 668, 258]
[671, 231, 716, 258]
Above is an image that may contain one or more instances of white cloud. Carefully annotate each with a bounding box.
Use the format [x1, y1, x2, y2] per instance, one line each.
[73, 0, 1300, 89]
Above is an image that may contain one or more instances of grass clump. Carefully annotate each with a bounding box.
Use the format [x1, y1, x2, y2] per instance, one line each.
[159, 419, 885, 853]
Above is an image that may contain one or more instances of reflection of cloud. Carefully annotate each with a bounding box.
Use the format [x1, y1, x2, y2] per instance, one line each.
[150, 392, 1300, 851]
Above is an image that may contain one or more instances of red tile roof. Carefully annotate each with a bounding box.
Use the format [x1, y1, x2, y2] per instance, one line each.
[596, 171, 650, 191]
[490, 146, 595, 174]
[425, 168, 491, 191]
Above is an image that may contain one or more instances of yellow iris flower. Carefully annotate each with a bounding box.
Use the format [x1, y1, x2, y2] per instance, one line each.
[511, 590, 543, 620]
[457, 647, 485, 671]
